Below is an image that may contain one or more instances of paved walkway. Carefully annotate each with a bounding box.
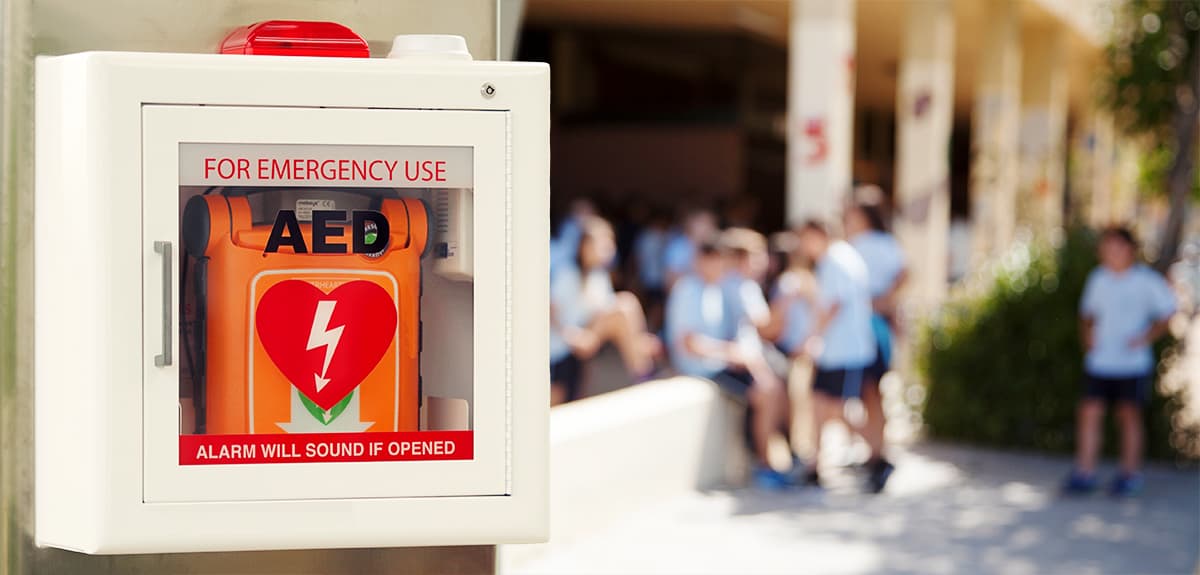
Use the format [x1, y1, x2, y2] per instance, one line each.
[509, 442, 1199, 575]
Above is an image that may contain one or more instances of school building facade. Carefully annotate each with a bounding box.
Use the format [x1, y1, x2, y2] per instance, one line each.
[518, 0, 1136, 306]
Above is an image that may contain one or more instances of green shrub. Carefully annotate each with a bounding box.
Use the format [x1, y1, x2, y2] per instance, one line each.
[917, 227, 1197, 462]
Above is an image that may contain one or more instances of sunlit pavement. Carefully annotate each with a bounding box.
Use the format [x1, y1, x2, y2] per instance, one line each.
[509, 441, 1199, 575]
[507, 319, 1200, 575]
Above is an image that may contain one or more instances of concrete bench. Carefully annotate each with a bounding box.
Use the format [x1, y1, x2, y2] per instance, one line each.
[501, 377, 748, 570]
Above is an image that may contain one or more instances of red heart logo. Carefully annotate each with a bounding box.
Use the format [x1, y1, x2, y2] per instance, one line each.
[255, 279, 398, 410]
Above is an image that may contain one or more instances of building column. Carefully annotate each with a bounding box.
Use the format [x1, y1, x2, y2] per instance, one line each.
[499, 0, 526, 61]
[894, 0, 955, 309]
[1086, 112, 1117, 227]
[786, 0, 855, 225]
[968, 0, 1021, 263]
[1067, 108, 1115, 228]
[1018, 27, 1070, 235]
[550, 32, 584, 118]
[1112, 140, 1143, 227]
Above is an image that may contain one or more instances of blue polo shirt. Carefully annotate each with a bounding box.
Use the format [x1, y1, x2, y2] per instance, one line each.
[721, 273, 769, 346]
[549, 215, 584, 280]
[634, 228, 668, 290]
[1080, 264, 1176, 378]
[814, 241, 877, 370]
[771, 271, 815, 355]
[663, 232, 695, 278]
[666, 274, 729, 378]
[850, 230, 906, 298]
[549, 265, 615, 364]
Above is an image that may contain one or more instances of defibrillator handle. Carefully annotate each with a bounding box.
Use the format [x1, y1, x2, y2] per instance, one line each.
[153, 241, 173, 367]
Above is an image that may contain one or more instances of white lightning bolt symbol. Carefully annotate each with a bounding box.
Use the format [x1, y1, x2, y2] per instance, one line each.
[306, 300, 344, 392]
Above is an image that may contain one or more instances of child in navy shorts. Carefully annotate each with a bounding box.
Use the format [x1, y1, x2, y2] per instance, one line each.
[793, 220, 877, 488]
[1064, 227, 1175, 497]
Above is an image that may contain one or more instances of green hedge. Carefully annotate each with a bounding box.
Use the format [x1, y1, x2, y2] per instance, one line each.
[917, 228, 1197, 461]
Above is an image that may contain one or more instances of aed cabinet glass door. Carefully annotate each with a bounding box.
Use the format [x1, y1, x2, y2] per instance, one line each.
[142, 105, 509, 503]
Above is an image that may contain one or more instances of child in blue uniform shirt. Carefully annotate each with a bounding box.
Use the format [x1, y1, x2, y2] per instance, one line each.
[845, 199, 906, 493]
[666, 238, 791, 488]
[550, 217, 660, 405]
[794, 220, 876, 488]
[663, 208, 718, 290]
[718, 228, 772, 348]
[1064, 227, 1176, 497]
[766, 230, 817, 358]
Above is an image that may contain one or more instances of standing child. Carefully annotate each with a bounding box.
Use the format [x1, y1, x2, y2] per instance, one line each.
[1064, 227, 1176, 497]
[844, 199, 907, 492]
[766, 233, 818, 359]
[794, 220, 877, 488]
[764, 235, 820, 474]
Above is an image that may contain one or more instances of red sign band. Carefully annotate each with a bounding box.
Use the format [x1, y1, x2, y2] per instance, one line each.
[179, 431, 473, 465]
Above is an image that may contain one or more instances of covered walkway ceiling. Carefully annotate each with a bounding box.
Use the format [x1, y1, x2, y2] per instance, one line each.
[526, 0, 1107, 114]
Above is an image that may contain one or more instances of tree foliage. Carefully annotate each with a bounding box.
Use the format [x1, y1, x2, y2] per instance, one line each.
[1105, 0, 1200, 139]
[1104, 0, 1200, 269]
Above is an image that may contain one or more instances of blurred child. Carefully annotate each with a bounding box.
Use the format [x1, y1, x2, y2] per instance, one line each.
[720, 228, 772, 343]
[794, 220, 877, 488]
[1064, 227, 1176, 497]
[761, 231, 825, 475]
[663, 207, 718, 289]
[767, 249, 818, 361]
[721, 229, 805, 474]
[844, 198, 907, 493]
[550, 216, 660, 405]
[550, 198, 596, 279]
[666, 238, 792, 488]
[765, 231, 796, 293]
[632, 208, 671, 331]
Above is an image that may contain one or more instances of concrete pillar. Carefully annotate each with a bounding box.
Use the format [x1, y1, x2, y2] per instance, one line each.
[550, 32, 584, 118]
[2, 1, 497, 573]
[1112, 140, 1143, 225]
[1067, 117, 1090, 225]
[786, 0, 856, 225]
[894, 0, 955, 309]
[1067, 109, 1115, 228]
[968, 0, 1021, 263]
[1017, 26, 1070, 236]
[1087, 113, 1117, 227]
[499, 0, 526, 61]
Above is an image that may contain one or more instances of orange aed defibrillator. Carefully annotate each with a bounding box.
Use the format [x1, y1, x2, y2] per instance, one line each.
[182, 188, 427, 435]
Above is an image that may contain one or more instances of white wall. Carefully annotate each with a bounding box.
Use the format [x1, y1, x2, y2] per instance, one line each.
[34, 0, 496, 59]
[1, 1, 498, 573]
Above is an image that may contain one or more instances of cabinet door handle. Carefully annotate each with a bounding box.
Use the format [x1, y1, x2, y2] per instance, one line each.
[154, 241, 173, 367]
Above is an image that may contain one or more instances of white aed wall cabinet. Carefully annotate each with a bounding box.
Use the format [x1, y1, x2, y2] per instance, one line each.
[35, 50, 549, 554]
